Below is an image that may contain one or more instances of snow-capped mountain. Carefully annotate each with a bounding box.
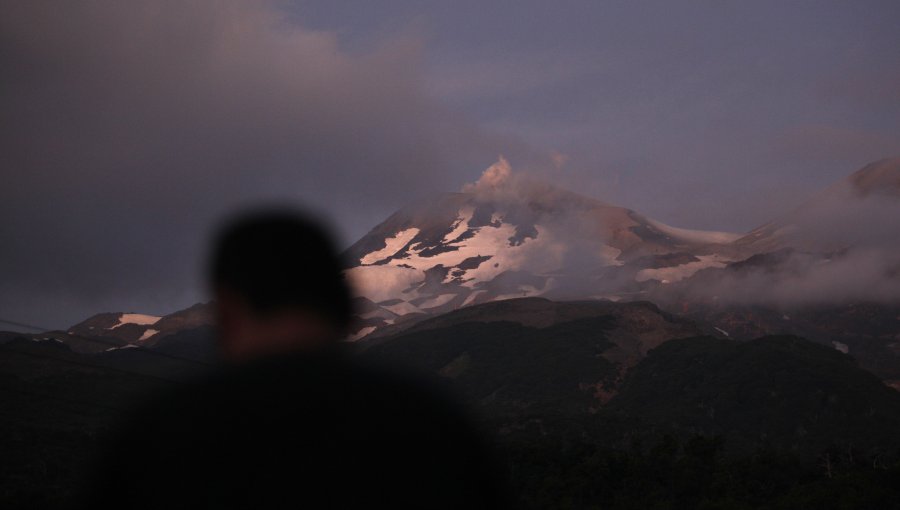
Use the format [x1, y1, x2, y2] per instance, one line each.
[67, 312, 163, 344]
[344, 158, 747, 338]
[27, 158, 898, 346]
[345, 157, 900, 339]
[65, 303, 213, 351]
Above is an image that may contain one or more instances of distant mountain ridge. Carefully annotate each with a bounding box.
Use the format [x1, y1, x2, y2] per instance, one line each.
[58, 303, 213, 353]
[735, 157, 900, 252]
[4, 158, 898, 380]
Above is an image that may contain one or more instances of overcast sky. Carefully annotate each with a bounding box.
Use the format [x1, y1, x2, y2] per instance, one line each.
[1, 0, 899, 329]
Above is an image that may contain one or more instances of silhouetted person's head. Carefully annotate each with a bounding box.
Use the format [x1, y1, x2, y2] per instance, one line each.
[209, 209, 353, 361]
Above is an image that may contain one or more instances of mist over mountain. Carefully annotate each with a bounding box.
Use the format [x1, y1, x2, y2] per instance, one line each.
[344, 158, 737, 336]
[667, 159, 900, 309]
[341, 158, 899, 341]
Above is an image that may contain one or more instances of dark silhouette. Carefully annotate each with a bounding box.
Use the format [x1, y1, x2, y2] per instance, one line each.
[81, 209, 509, 509]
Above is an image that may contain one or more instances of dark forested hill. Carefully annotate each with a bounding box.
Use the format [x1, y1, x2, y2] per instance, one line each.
[609, 335, 900, 454]
[3, 298, 900, 509]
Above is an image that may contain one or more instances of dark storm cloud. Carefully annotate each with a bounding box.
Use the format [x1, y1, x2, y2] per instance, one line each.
[0, 0, 533, 328]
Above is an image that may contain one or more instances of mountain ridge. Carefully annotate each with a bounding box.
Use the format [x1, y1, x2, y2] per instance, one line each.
[344, 158, 899, 340]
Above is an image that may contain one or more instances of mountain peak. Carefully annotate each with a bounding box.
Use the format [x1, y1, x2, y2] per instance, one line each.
[342, 160, 751, 338]
[846, 158, 900, 197]
[458, 156, 585, 209]
[736, 158, 900, 250]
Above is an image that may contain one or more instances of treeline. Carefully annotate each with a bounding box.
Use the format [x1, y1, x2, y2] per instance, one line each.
[504, 434, 900, 509]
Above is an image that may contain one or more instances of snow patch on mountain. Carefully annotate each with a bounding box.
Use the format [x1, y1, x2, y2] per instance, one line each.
[636, 255, 731, 284]
[349, 326, 376, 341]
[382, 301, 421, 316]
[599, 244, 624, 266]
[105, 344, 140, 352]
[348, 220, 566, 304]
[110, 313, 161, 329]
[442, 207, 474, 244]
[417, 293, 457, 309]
[138, 329, 159, 341]
[360, 228, 420, 264]
[346, 265, 421, 303]
[462, 290, 487, 307]
[647, 219, 741, 245]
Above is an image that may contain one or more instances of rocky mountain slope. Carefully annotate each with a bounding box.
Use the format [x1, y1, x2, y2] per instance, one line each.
[344, 158, 749, 338]
[344, 158, 900, 342]
[60, 303, 214, 353]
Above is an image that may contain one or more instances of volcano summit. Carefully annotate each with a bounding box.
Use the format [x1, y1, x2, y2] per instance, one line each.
[344, 158, 900, 340]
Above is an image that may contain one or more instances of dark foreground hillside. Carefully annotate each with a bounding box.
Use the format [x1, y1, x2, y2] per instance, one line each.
[0, 333, 213, 509]
[3, 299, 900, 509]
[362, 301, 900, 509]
